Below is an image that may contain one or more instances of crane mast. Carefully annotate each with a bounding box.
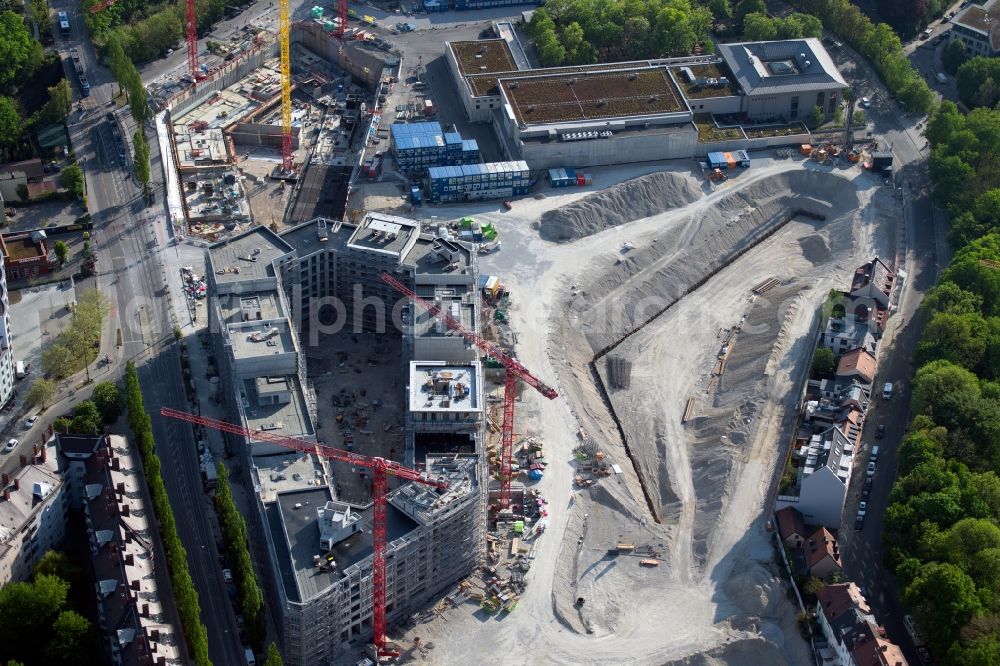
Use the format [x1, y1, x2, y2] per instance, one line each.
[379, 272, 558, 509]
[159, 407, 444, 657]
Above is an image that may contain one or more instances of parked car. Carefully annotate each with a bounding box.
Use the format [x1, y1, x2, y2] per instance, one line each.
[858, 501, 868, 516]
[223, 568, 234, 583]
[24, 415, 38, 428]
[867, 461, 876, 476]
[4, 439, 17, 453]
[875, 424, 885, 439]
[871, 446, 880, 462]
[882, 382, 893, 400]
[854, 516, 864, 531]
[864, 478, 873, 491]
[860, 96, 871, 108]
[936, 72, 948, 84]
[862, 488, 870, 501]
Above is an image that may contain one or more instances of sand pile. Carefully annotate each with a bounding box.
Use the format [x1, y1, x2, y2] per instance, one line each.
[539, 171, 703, 241]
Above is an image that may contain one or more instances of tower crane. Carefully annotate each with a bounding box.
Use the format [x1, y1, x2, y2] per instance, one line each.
[90, 0, 203, 82]
[159, 407, 447, 658]
[279, 0, 293, 172]
[380, 272, 558, 510]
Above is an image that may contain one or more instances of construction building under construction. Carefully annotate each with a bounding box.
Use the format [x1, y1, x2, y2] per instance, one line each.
[205, 217, 485, 665]
[160, 18, 400, 239]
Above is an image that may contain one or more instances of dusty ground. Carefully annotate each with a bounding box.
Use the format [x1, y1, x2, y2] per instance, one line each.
[384, 155, 898, 665]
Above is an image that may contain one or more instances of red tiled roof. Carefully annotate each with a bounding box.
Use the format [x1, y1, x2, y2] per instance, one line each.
[806, 527, 842, 570]
[852, 634, 908, 666]
[775, 506, 806, 542]
[816, 582, 868, 624]
[836, 348, 877, 383]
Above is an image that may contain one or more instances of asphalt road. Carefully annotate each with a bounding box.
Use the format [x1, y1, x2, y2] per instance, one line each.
[43, 4, 245, 664]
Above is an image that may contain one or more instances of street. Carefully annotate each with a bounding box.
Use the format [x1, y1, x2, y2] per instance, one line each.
[37, 2, 246, 664]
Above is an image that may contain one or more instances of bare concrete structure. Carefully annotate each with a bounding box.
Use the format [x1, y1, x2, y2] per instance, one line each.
[206, 217, 485, 665]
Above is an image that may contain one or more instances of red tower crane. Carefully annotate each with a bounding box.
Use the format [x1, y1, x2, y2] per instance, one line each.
[337, 0, 348, 40]
[159, 407, 446, 658]
[90, 0, 202, 82]
[380, 272, 558, 510]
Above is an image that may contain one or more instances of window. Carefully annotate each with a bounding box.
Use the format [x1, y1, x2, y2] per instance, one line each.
[790, 96, 799, 119]
[816, 91, 826, 108]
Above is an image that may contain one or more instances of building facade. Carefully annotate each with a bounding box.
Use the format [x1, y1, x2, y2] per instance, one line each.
[0, 439, 65, 583]
[1, 231, 52, 283]
[952, 2, 1000, 58]
[0, 243, 13, 409]
[207, 217, 486, 665]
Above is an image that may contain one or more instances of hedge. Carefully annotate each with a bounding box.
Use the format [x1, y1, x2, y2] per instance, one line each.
[124, 363, 211, 665]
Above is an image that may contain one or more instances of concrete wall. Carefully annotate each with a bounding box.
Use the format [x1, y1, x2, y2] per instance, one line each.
[293, 21, 395, 91]
[230, 123, 302, 149]
[518, 125, 699, 169]
[686, 94, 742, 116]
[169, 41, 275, 118]
[698, 127, 812, 156]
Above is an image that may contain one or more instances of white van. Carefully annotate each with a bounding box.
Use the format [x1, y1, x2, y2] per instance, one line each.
[883, 382, 893, 400]
[245, 648, 256, 666]
[871, 446, 880, 461]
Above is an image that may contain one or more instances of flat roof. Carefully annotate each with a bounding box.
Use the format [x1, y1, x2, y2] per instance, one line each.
[955, 4, 1000, 49]
[268, 487, 419, 602]
[254, 451, 327, 502]
[450, 40, 517, 76]
[717, 38, 847, 96]
[219, 290, 284, 325]
[390, 454, 478, 523]
[410, 287, 475, 336]
[1, 236, 45, 261]
[501, 67, 686, 125]
[466, 61, 637, 97]
[672, 62, 740, 99]
[231, 320, 295, 360]
[406, 236, 472, 276]
[280, 217, 356, 258]
[347, 212, 420, 258]
[243, 376, 314, 440]
[209, 226, 293, 284]
[409, 361, 482, 413]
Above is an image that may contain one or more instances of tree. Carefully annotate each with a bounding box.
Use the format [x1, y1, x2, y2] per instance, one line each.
[44, 610, 91, 665]
[0, 95, 20, 150]
[59, 165, 83, 198]
[852, 109, 865, 126]
[26, 378, 56, 410]
[916, 311, 988, 370]
[133, 129, 150, 185]
[912, 360, 981, 431]
[904, 561, 982, 652]
[0, 574, 69, 663]
[53, 240, 68, 264]
[41, 342, 73, 379]
[807, 104, 824, 129]
[263, 642, 284, 666]
[811, 347, 835, 377]
[709, 0, 732, 20]
[69, 400, 101, 435]
[38, 81, 72, 126]
[92, 381, 124, 423]
[53, 417, 71, 433]
[923, 281, 984, 316]
[0, 11, 42, 93]
[743, 12, 777, 40]
[944, 38, 969, 76]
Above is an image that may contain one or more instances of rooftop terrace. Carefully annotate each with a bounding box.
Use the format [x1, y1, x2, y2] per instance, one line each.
[466, 61, 636, 97]
[267, 487, 419, 602]
[209, 226, 293, 285]
[409, 361, 482, 413]
[254, 451, 327, 503]
[501, 68, 687, 125]
[231, 320, 295, 360]
[243, 375, 314, 440]
[672, 62, 740, 99]
[1, 235, 46, 261]
[451, 40, 517, 76]
[347, 212, 420, 259]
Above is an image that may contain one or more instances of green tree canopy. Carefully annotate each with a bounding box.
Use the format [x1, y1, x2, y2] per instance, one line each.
[26, 378, 56, 410]
[59, 165, 83, 198]
[912, 360, 981, 431]
[0, 12, 42, 93]
[70, 400, 102, 435]
[263, 643, 284, 666]
[92, 382, 124, 423]
[916, 311, 989, 370]
[811, 347, 835, 377]
[944, 38, 969, 76]
[0, 96, 20, 150]
[905, 562, 983, 653]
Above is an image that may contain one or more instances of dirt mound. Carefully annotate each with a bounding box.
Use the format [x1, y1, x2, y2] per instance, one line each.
[539, 171, 703, 241]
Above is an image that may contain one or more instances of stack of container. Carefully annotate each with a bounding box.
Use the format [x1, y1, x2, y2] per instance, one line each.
[706, 150, 751, 170]
[426, 161, 531, 203]
[391, 122, 480, 173]
[548, 168, 577, 188]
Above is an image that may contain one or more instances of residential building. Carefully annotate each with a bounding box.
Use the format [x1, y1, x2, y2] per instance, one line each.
[848, 257, 895, 327]
[952, 0, 1000, 58]
[61, 434, 183, 665]
[0, 159, 43, 203]
[776, 419, 860, 528]
[805, 527, 842, 579]
[815, 583, 907, 666]
[0, 439, 65, 583]
[821, 315, 878, 358]
[207, 218, 486, 665]
[1, 231, 52, 282]
[775, 505, 807, 548]
[835, 348, 877, 385]
[425, 161, 530, 203]
[0, 245, 13, 408]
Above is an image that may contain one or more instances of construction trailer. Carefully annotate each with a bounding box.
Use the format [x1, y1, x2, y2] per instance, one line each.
[706, 150, 750, 169]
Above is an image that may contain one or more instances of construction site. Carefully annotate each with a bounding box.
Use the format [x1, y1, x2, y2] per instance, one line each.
[378, 152, 903, 665]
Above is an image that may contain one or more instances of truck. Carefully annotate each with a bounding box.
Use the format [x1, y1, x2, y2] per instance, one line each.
[70, 48, 90, 97]
[423, 99, 436, 116]
[15, 361, 25, 379]
[58, 11, 70, 37]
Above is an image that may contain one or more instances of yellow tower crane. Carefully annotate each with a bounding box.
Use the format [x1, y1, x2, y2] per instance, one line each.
[279, 0, 293, 173]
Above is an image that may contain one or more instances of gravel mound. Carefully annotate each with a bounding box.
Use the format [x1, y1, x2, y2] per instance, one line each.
[539, 171, 703, 241]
